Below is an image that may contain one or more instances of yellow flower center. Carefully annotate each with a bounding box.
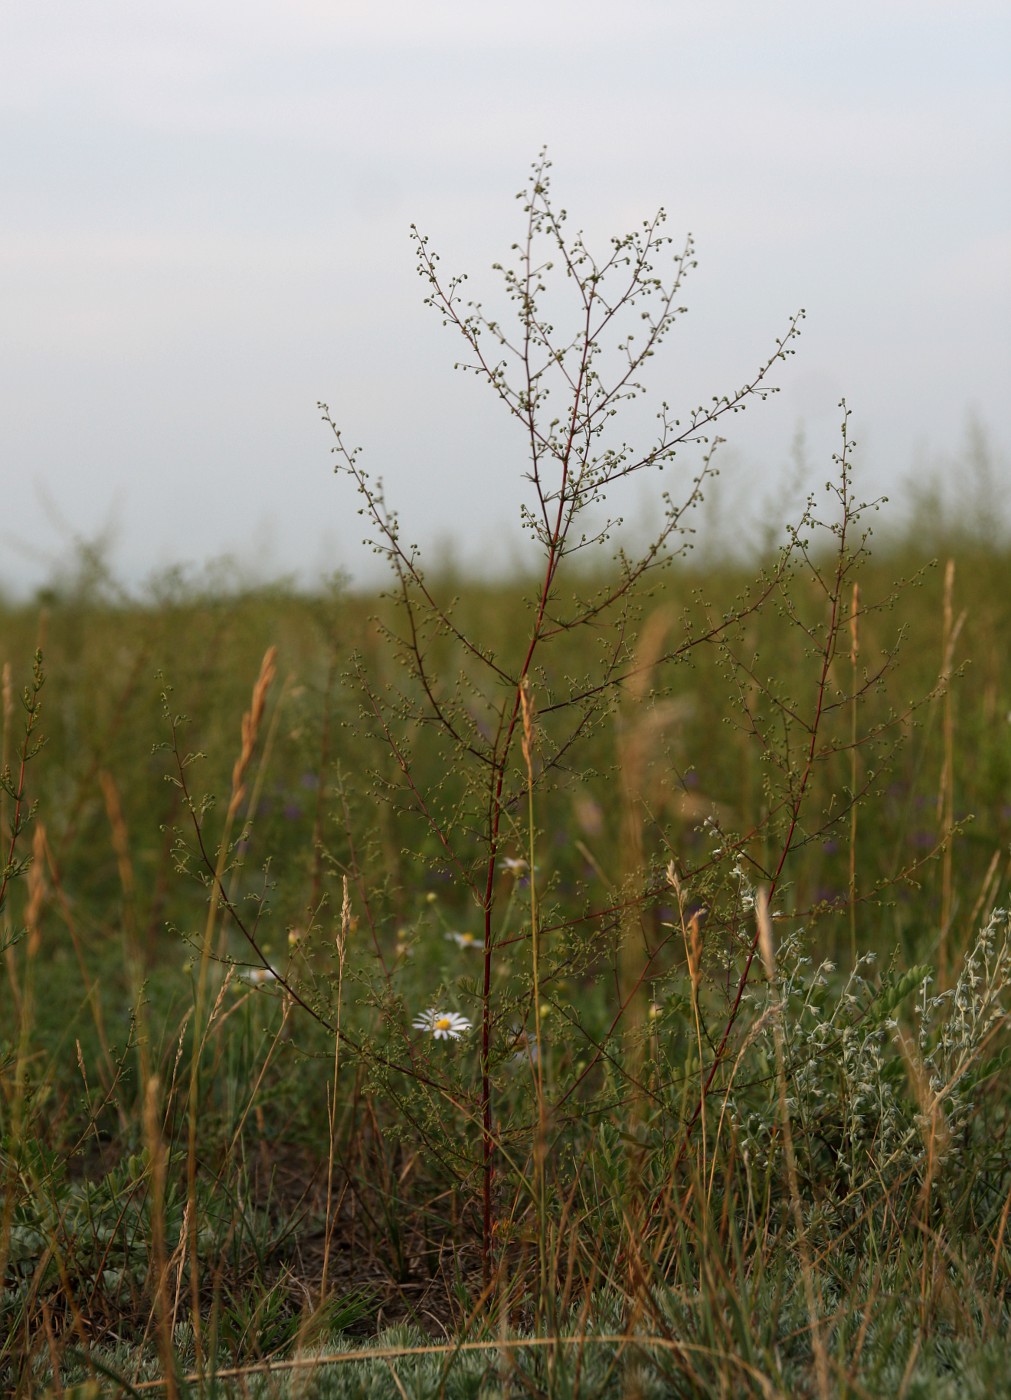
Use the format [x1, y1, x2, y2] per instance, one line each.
[435, 1016, 453, 1031]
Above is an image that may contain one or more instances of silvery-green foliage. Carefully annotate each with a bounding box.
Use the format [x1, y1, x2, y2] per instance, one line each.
[40, 1316, 705, 1399]
[917, 905, 1011, 1140]
[730, 906, 1011, 1210]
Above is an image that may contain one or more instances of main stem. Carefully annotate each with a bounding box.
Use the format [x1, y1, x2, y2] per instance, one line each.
[478, 282, 588, 1285]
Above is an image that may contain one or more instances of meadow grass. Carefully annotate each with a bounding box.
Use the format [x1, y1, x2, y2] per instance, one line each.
[2, 157, 1010, 1397]
[0, 520, 1009, 1398]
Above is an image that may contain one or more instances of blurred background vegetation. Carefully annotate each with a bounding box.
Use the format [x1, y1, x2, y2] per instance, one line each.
[2, 439, 1010, 1394]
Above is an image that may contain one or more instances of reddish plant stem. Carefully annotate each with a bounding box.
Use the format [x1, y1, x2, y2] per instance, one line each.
[478, 241, 592, 1283]
[670, 467, 854, 1177]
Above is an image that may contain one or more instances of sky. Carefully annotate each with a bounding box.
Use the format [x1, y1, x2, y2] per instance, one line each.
[2, 0, 1009, 596]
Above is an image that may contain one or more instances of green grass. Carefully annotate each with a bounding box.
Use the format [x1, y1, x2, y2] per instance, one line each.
[1, 518, 1010, 1398]
[5, 155, 1009, 1398]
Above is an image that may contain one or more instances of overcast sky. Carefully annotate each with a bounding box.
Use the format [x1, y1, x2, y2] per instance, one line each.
[3, 0, 1009, 595]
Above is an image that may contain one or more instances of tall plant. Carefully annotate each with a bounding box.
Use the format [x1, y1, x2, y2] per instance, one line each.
[316, 153, 897, 1283]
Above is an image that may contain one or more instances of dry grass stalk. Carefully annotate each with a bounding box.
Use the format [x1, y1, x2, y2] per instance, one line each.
[849, 581, 860, 964]
[188, 643, 279, 1366]
[1, 660, 11, 751]
[518, 677, 546, 1103]
[892, 1018, 956, 1328]
[669, 863, 708, 1191]
[321, 876, 353, 1301]
[24, 820, 45, 958]
[228, 644, 278, 819]
[756, 888, 831, 1400]
[41, 825, 119, 1096]
[99, 768, 143, 989]
[0, 660, 19, 1015]
[519, 676, 551, 1324]
[142, 1074, 178, 1400]
[966, 847, 1007, 943]
[937, 559, 966, 986]
[617, 609, 680, 1173]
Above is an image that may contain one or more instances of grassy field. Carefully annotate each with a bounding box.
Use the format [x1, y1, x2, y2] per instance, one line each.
[1, 509, 1010, 1398]
[3, 162, 1010, 1397]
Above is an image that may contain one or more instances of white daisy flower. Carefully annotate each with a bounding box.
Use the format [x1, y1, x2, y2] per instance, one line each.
[445, 930, 484, 950]
[413, 1009, 471, 1040]
[501, 857, 529, 875]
